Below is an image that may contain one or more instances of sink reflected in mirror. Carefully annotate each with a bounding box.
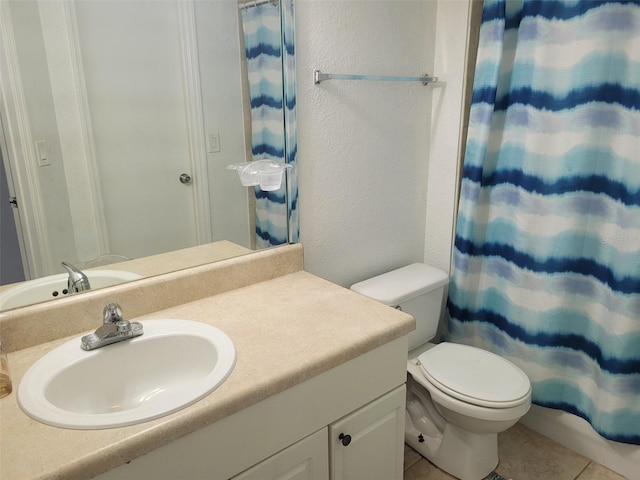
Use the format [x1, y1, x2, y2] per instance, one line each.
[0, 241, 254, 312]
[0, 270, 142, 311]
[17, 319, 236, 429]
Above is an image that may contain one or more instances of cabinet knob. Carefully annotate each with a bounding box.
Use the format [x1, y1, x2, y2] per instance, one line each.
[338, 433, 352, 446]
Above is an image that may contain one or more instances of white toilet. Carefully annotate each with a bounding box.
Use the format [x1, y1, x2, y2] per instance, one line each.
[351, 263, 531, 480]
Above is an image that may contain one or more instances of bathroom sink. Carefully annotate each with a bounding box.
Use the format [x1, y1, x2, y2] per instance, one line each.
[0, 270, 142, 311]
[17, 319, 236, 429]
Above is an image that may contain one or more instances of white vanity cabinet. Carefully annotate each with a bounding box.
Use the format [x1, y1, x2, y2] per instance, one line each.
[231, 428, 329, 480]
[95, 337, 408, 480]
[330, 387, 405, 480]
[230, 386, 405, 480]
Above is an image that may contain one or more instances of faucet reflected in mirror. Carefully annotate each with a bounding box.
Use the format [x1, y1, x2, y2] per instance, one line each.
[61, 262, 90, 294]
[0, 0, 298, 310]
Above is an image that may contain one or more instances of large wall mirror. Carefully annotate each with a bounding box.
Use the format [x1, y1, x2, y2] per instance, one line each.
[0, 0, 298, 311]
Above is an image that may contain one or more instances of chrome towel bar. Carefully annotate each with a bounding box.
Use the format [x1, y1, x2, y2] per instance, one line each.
[313, 69, 438, 86]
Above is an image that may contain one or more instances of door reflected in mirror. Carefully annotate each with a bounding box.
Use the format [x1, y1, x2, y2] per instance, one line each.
[0, 0, 298, 311]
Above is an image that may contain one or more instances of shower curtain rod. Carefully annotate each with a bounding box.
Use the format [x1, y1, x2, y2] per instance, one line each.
[238, 0, 278, 9]
[313, 70, 438, 86]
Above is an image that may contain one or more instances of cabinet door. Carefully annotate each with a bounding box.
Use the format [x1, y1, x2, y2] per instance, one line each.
[330, 385, 406, 480]
[231, 428, 329, 480]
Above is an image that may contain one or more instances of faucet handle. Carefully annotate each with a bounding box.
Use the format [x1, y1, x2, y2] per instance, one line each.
[103, 303, 124, 324]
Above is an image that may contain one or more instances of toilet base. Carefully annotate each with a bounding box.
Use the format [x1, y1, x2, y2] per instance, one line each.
[406, 421, 498, 480]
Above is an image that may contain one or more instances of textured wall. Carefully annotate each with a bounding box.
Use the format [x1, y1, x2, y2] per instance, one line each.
[296, 0, 469, 286]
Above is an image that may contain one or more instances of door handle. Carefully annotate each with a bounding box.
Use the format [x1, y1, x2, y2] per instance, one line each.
[179, 173, 192, 185]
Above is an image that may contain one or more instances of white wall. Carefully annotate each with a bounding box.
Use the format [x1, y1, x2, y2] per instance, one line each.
[296, 0, 439, 288]
[423, 0, 471, 274]
[296, 0, 469, 286]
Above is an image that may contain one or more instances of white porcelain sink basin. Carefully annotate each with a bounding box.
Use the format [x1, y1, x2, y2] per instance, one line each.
[0, 270, 142, 311]
[17, 319, 236, 429]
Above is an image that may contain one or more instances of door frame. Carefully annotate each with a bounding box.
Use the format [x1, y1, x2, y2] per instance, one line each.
[177, 0, 212, 245]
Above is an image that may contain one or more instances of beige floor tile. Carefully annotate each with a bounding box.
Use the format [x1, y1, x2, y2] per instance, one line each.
[402, 424, 626, 480]
[404, 458, 457, 480]
[577, 463, 628, 480]
[496, 423, 590, 480]
[404, 444, 422, 471]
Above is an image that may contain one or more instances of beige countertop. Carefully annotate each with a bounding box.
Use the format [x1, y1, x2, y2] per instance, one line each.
[101, 241, 253, 278]
[0, 269, 414, 480]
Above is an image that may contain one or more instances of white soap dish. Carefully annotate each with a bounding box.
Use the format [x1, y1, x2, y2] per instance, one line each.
[227, 160, 292, 191]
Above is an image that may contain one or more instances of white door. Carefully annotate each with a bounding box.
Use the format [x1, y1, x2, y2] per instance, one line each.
[73, 0, 204, 260]
[330, 386, 406, 480]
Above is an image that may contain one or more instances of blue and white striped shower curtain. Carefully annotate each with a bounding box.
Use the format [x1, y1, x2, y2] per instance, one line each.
[447, 0, 640, 444]
[241, 0, 297, 247]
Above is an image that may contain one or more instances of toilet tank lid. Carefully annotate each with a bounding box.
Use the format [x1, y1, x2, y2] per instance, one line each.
[350, 263, 449, 306]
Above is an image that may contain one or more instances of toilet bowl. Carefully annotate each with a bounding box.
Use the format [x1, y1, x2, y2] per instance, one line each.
[406, 342, 531, 480]
[351, 264, 532, 480]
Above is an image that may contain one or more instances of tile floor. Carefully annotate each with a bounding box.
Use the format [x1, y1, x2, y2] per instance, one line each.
[403, 423, 627, 480]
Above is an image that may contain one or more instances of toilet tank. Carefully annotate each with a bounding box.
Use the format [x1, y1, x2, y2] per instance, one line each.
[350, 263, 449, 351]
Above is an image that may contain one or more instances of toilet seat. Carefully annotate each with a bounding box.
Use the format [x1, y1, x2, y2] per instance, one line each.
[417, 342, 531, 408]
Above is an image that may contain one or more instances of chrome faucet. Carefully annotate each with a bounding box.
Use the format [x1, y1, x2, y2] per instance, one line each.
[61, 262, 91, 293]
[81, 303, 143, 351]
